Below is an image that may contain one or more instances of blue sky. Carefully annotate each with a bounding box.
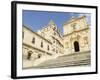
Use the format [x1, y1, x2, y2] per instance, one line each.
[23, 10, 91, 34]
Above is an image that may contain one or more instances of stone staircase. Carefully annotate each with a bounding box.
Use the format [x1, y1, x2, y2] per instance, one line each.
[33, 51, 91, 68]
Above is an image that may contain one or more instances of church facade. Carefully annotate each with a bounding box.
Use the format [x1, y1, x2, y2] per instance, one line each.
[63, 16, 91, 55]
[22, 16, 91, 68]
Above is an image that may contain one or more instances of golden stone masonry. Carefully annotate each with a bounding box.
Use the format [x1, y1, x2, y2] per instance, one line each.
[22, 16, 91, 69]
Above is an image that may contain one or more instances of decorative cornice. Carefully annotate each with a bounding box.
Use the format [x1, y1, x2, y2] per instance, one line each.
[23, 42, 52, 55]
[63, 27, 89, 37]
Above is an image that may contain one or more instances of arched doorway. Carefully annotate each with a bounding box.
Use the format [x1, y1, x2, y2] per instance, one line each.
[27, 50, 33, 60]
[74, 41, 80, 52]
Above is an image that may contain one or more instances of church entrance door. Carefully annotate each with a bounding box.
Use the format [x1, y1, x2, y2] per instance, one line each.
[74, 41, 80, 52]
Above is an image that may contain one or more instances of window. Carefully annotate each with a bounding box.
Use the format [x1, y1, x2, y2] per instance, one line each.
[27, 51, 33, 60]
[23, 32, 24, 39]
[47, 45, 49, 50]
[84, 37, 88, 44]
[52, 48, 55, 52]
[71, 23, 76, 30]
[38, 54, 41, 58]
[41, 42, 43, 48]
[56, 50, 58, 53]
[32, 37, 35, 44]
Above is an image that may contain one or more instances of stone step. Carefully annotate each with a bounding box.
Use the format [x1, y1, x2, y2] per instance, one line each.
[34, 59, 90, 68]
[28, 51, 91, 69]
[35, 52, 90, 66]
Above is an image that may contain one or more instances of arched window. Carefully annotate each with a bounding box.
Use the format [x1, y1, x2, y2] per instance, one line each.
[27, 51, 33, 60]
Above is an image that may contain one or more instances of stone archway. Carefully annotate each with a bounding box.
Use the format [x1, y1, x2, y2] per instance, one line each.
[27, 50, 33, 60]
[74, 41, 80, 52]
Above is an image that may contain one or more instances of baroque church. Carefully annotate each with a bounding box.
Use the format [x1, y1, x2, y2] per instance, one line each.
[22, 16, 91, 68]
[63, 16, 91, 54]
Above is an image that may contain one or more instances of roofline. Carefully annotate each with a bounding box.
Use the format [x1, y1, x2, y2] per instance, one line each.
[63, 16, 86, 27]
[52, 36, 63, 47]
[23, 25, 52, 44]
